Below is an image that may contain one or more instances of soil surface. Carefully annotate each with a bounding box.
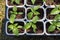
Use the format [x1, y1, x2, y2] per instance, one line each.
[27, 0, 43, 5]
[46, 0, 60, 5]
[8, 0, 24, 6]
[8, 8, 25, 19]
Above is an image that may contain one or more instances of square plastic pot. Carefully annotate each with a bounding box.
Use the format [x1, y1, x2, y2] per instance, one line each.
[5, 21, 26, 35]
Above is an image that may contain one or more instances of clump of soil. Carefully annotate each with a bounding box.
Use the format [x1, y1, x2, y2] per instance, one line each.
[46, 0, 60, 5]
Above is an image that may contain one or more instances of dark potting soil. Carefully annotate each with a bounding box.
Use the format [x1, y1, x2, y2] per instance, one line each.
[7, 21, 24, 34]
[27, 22, 43, 33]
[8, 8, 25, 19]
[8, 0, 24, 6]
[46, 0, 60, 5]
[27, 8, 44, 20]
[27, 0, 43, 5]
[46, 22, 60, 34]
[46, 8, 55, 20]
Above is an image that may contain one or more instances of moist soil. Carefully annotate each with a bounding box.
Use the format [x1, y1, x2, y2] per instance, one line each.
[8, 0, 24, 6]
[27, 0, 43, 5]
[27, 22, 43, 33]
[7, 21, 24, 34]
[27, 8, 44, 20]
[46, 0, 60, 5]
[46, 22, 60, 34]
[46, 8, 56, 20]
[8, 8, 25, 19]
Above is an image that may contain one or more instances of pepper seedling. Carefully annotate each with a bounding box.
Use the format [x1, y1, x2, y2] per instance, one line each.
[24, 16, 39, 32]
[11, 0, 20, 4]
[9, 6, 23, 23]
[28, 5, 40, 19]
[48, 5, 60, 32]
[8, 23, 22, 36]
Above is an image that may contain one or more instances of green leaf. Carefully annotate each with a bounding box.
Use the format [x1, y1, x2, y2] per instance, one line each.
[28, 12, 33, 19]
[50, 8, 60, 15]
[54, 14, 60, 20]
[31, 0, 36, 4]
[14, 23, 18, 27]
[18, 12, 23, 14]
[15, 0, 20, 4]
[10, 14, 16, 23]
[48, 25, 56, 32]
[33, 5, 40, 10]
[13, 12, 18, 14]
[13, 28, 19, 35]
[34, 11, 40, 15]
[30, 8, 35, 13]
[43, 0, 46, 2]
[57, 26, 60, 30]
[56, 22, 60, 27]
[11, 0, 14, 4]
[32, 24, 37, 32]
[32, 16, 39, 23]
[8, 24, 14, 30]
[13, 6, 17, 12]
[24, 22, 32, 30]
[17, 25, 22, 28]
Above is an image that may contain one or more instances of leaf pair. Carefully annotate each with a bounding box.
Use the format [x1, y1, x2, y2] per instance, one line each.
[11, 0, 20, 4]
[28, 6, 40, 19]
[8, 23, 22, 36]
[48, 21, 60, 32]
[10, 6, 23, 23]
[24, 22, 37, 32]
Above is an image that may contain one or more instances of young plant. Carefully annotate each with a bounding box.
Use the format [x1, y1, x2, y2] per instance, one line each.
[28, 5, 40, 19]
[8, 23, 22, 36]
[48, 5, 60, 32]
[11, 0, 20, 4]
[24, 16, 39, 32]
[9, 6, 23, 23]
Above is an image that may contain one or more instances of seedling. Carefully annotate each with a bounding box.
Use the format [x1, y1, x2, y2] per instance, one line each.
[11, 0, 20, 4]
[8, 23, 22, 36]
[9, 6, 23, 23]
[24, 16, 39, 32]
[28, 5, 40, 19]
[48, 5, 60, 32]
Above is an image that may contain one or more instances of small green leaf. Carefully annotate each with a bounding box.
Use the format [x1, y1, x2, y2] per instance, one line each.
[34, 11, 40, 15]
[13, 6, 17, 12]
[57, 26, 60, 30]
[30, 8, 35, 13]
[8, 24, 14, 30]
[48, 25, 56, 32]
[15, 0, 20, 4]
[24, 22, 32, 30]
[28, 12, 33, 19]
[33, 5, 40, 10]
[14, 23, 18, 27]
[31, 0, 36, 4]
[54, 14, 60, 20]
[13, 28, 19, 35]
[11, 0, 14, 4]
[32, 16, 39, 23]
[10, 14, 16, 23]
[50, 8, 60, 15]
[18, 12, 23, 14]
[13, 12, 18, 14]
[17, 25, 22, 28]
[32, 24, 37, 32]
[56, 22, 60, 27]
